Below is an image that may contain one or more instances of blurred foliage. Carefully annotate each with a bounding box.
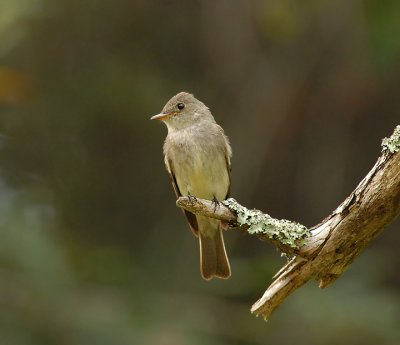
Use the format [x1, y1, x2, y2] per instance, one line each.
[0, 1, 399, 344]
[364, 0, 400, 70]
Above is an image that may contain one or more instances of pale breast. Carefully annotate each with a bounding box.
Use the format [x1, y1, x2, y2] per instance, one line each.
[164, 125, 230, 200]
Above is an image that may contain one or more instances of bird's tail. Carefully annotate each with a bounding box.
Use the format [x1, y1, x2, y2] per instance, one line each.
[198, 216, 231, 280]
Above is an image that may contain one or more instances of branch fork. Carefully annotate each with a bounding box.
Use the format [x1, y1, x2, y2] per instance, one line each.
[177, 126, 400, 320]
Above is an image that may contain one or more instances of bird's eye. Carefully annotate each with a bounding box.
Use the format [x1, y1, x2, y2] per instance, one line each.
[177, 103, 185, 110]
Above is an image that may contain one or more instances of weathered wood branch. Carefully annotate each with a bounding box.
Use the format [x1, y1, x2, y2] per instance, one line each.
[176, 126, 400, 320]
[176, 197, 308, 255]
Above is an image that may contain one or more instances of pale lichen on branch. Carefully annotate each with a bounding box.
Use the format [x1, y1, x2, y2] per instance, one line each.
[382, 125, 400, 153]
[222, 198, 310, 249]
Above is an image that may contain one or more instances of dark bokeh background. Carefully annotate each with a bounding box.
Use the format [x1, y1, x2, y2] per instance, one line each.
[0, 1, 399, 344]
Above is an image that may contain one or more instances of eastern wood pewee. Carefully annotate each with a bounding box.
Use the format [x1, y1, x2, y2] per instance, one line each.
[151, 92, 232, 280]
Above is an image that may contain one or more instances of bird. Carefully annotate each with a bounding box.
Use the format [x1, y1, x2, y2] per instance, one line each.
[151, 92, 232, 280]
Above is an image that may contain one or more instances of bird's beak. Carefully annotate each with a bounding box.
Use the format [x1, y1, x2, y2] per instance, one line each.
[150, 113, 170, 121]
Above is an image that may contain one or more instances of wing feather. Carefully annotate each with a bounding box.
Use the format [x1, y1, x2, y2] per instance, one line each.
[167, 159, 199, 236]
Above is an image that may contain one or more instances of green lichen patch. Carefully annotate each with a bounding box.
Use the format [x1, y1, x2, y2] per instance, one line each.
[382, 125, 400, 153]
[222, 198, 310, 249]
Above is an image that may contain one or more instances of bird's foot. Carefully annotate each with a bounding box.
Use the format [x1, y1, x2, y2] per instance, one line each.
[187, 192, 197, 206]
[212, 196, 220, 213]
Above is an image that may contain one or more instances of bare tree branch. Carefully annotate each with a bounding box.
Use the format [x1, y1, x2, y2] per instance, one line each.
[177, 126, 400, 320]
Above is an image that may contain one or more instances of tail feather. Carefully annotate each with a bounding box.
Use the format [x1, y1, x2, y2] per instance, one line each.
[199, 218, 231, 280]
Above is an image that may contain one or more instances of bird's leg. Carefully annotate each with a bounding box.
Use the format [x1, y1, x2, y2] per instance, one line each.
[212, 196, 220, 213]
[187, 192, 197, 206]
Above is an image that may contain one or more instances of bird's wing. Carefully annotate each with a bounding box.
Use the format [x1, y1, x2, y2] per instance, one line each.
[167, 158, 199, 237]
[224, 147, 232, 199]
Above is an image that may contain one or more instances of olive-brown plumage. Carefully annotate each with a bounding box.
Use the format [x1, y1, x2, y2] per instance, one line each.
[151, 92, 232, 280]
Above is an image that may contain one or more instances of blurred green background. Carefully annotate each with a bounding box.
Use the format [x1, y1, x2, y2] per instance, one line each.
[0, 1, 399, 344]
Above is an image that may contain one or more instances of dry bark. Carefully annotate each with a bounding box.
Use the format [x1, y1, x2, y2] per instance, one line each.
[177, 126, 400, 320]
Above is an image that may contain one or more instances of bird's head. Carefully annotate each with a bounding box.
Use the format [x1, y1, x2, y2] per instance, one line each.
[151, 92, 214, 131]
